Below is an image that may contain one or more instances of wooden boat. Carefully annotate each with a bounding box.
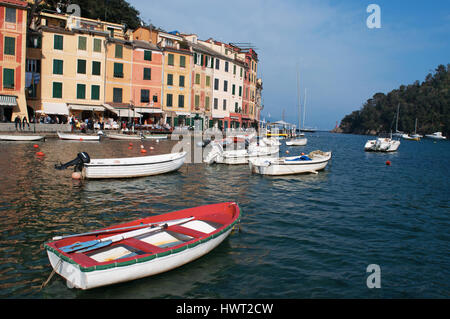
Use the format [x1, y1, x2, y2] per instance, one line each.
[107, 133, 143, 140]
[249, 150, 332, 176]
[44, 202, 241, 290]
[55, 151, 187, 179]
[285, 137, 307, 146]
[57, 132, 100, 141]
[0, 135, 45, 141]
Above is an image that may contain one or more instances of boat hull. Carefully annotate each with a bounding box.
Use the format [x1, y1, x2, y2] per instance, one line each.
[44, 202, 241, 289]
[84, 152, 186, 179]
[57, 132, 100, 141]
[249, 151, 331, 175]
[107, 134, 143, 140]
[364, 138, 400, 152]
[286, 138, 307, 146]
[0, 135, 45, 141]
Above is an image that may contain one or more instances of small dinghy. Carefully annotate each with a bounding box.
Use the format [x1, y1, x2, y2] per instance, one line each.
[44, 202, 241, 290]
[107, 133, 143, 140]
[55, 151, 187, 179]
[249, 150, 332, 176]
[143, 134, 168, 140]
[285, 137, 307, 146]
[0, 135, 45, 141]
[57, 132, 101, 141]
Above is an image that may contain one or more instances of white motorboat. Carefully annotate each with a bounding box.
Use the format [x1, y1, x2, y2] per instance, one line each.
[55, 151, 187, 179]
[286, 137, 307, 146]
[402, 134, 420, 141]
[364, 135, 400, 152]
[204, 139, 279, 165]
[424, 132, 446, 140]
[107, 133, 143, 140]
[0, 135, 45, 141]
[57, 132, 101, 141]
[143, 134, 168, 140]
[249, 150, 332, 176]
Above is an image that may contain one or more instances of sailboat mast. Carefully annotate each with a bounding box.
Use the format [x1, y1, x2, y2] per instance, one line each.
[395, 103, 400, 132]
[296, 63, 301, 131]
[303, 88, 307, 129]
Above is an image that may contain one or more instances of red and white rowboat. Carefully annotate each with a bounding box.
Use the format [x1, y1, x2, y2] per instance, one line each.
[44, 202, 241, 290]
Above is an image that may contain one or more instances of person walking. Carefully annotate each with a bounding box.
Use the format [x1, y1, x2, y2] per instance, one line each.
[22, 116, 30, 130]
[14, 115, 22, 131]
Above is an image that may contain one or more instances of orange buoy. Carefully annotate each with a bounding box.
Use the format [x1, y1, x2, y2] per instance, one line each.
[33, 144, 39, 148]
[301, 152, 305, 155]
[79, 138, 83, 141]
[286, 150, 290, 154]
[36, 151, 45, 156]
[128, 146, 132, 150]
[140, 149, 147, 154]
[386, 160, 391, 166]
[71, 172, 82, 180]
[129, 142, 133, 146]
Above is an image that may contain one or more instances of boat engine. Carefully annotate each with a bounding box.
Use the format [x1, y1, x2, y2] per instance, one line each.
[55, 152, 90, 172]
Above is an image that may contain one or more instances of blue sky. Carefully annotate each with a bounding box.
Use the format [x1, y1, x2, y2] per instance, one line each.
[129, 0, 450, 130]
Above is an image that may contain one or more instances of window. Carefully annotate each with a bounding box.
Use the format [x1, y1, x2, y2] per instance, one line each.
[144, 50, 152, 61]
[143, 68, 151, 80]
[3, 68, 14, 89]
[179, 75, 185, 87]
[153, 95, 158, 103]
[26, 59, 41, 73]
[232, 84, 236, 95]
[77, 84, 86, 99]
[178, 95, 184, 108]
[195, 73, 200, 85]
[113, 88, 122, 103]
[195, 95, 200, 108]
[206, 76, 211, 87]
[141, 89, 150, 103]
[4, 37, 15, 55]
[223, 99, 227, 111]
[93, 38, 102, 52]
[52, 82, 62, 98]
[214, 98, 218, 110]
[180, 56, 186, 67]
[240, 68, 243, 77]
[239, 86, 242, 97]
[5, 8, 16, 23]
[168, 54, 174, 66]
[214, 78, 219, 90]
[92, 61, 101, 76]
[233, 65, 236, 75]
[235, 102, 239, 113]
[77, 59, 86, 74]
[78, 36, 87, 50]
[166, 94, 173, 107]
[54, 35, 63, 50]
[205, 96, 210, 110]
[115, 44, 123, 58]
[53, 59, 63, 75]
[223, 80, 228, 92]
[215, 59, 219, 70]
[225, 61, 229, 72]
[113, 63, 123, 78]
[91, 85, 100, 100]
[167, 74, 173, 85]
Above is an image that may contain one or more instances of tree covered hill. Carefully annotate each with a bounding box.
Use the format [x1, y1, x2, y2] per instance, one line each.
[339, 64, 450, 137]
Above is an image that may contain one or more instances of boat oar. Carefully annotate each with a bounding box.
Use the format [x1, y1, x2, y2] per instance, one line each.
[59, 217, 194, 254]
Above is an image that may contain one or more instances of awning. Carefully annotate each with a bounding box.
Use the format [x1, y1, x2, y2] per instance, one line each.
[0, 95, 17, 106]
[115, 108, 142, 118]
[134, 107, 163, 114]
[103, 104, 119, 115]
[68, 104, 105, 112]
[36, 102, 69, 115]
[176, 111, 190, 116]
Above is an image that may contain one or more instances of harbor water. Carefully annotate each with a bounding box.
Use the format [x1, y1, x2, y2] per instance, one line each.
[0, 132, 448, 298]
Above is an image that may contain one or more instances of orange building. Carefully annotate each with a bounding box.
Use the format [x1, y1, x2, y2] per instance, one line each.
[0, 0, 28, 122]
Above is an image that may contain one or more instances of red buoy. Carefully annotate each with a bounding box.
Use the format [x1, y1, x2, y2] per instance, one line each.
[386, 160, 391, 166]
[129, 142, 133, 146]
[128, 146, 132, 150]
[140, 149, 147, 154]
[36, 151, 45, 156]
[33, 144, 39, 148]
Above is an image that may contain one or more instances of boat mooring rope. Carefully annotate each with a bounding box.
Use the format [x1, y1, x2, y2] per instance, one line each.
[40, 259, 62, 291]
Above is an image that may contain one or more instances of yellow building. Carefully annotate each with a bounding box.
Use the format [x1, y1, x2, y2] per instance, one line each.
[0, 0, 28, 122]
[157, 31, 192, 127]
[27, 11, 127, 122]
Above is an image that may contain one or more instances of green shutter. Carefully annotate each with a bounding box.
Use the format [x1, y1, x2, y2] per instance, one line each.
[232, 84, 236, 95]
[3, 68, 14, 89]
[168, 54, 174, 66]
[93, 38, 102, 52]
[195, 74, 200, 85]
[77, 59, 86, 74]
[179, 75, 185, 87]
[144, 50, 152, 61]
[77, 84, 86, 99]
[143, 68, 151, 80]
[195, 95, 200, 107]
[92, 61, 101, 76]
[114, 63, 123, 78]
[206, 76, 210, 87]
[115, 44, 123, 58]
[167, 94, 172, 107]
[54, 35, 63, 50]
[167, 74, 173, 85]
[78, 36, 87, 50]
[4, 37, 15, 55]
[194, 53, 197, 65]
[91, 85, 100, 100]
[53, 59, 63, 75]
[180, 56, 186, 67]
[52, 82, 62, 98]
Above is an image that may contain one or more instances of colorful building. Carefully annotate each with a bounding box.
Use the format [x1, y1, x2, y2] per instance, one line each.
[157, 30, 192, 127]
[0, 0, 28, 122]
